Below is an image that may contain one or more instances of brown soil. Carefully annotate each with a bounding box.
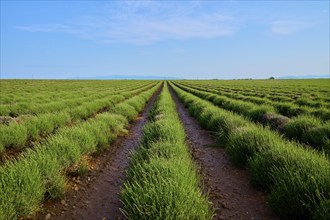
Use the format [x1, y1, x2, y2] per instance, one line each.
[261, 113, 290, 132]
[32, 87, 162, 220]
[0, 116, 19, 125]
[169, 85, 278, 220]
[0, 148, 23, 164]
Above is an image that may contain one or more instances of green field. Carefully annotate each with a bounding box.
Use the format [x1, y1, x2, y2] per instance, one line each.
[0, 79, 329, 220]
[170, 79, 330, 219]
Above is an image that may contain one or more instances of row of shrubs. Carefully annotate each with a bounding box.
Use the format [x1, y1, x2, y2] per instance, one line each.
[0, 81, 156, 117]
[170, 82, 330, 220]
[180, 82, 330, 120]
[191, 82, 330, 109]
[121, 83, 213, 219]
[0, 84, 160, 220]
[183, 79, 330, 106]
[173, 82, 330, 154]
[0, 83, 158, 155]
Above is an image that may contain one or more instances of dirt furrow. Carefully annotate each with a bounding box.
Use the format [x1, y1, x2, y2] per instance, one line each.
[169, 85, 278, 220]
[34, 88, 161, 220]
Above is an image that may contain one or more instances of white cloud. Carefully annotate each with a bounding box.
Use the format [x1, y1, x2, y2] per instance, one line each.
[16, 24, 84, 34]
[270, 19, 315, 35]
[15, 1, 239, 44]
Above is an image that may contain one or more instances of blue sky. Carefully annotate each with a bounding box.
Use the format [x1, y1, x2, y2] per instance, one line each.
[1, 1, 329, 79]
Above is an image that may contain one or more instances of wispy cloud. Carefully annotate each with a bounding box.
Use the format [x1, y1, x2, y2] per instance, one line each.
[16, 24, 84, 34]
[16, 1, 238, 44]
[270, 19, 315, 35]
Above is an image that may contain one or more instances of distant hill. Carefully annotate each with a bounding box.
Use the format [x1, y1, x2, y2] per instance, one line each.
[278, 74, 329, 79]
[70, 75, 182, 80]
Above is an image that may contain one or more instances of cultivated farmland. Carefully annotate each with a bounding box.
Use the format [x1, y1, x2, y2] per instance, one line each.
[0, 79, 329, 220]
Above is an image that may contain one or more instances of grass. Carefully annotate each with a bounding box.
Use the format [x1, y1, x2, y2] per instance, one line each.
[0, 122, 27, 150]
[1, 79, 328, 219]
[311, 108, 330, 121]
[313, 199, 330, 220]
[283, 115, 322, 140]
[0, 83, 159, 157]
[113, 103, 138, 122]
[69, 156, 90, 177]
[274, 102, 309, 117]
[171, 82, 330, 220]
[25, 112, 71, 140]
[174, 80, 329, 121]
[302, 122, 330, 153]
[226, 125, 279, 167]
[0, 143, 4, 157]
[121, 83, 213, 220]
[0, 83, 160, 220]
[0, 158, 45, 219]
[173, 82, 328, 153]
[0, 80, 157, 117]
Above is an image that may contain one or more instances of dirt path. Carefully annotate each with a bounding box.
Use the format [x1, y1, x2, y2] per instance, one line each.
[34, 87, 162, 220]
[169, 85, 278, 220]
